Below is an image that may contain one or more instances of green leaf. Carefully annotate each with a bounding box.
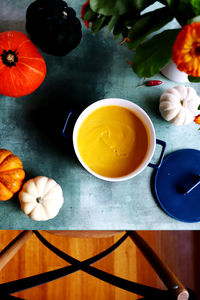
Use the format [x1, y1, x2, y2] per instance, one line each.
[128, 7, 173, 49]
[125, 19, 138, 27]
[188, 75, 200, 82]
[91, 16, 110, 33]
[132, 29, 180, 77]
[89, 0, 156, 16]
[83, 7, 98, 21]
[167, 0, 200, 25]
[113, 33, 121, 40]
[165, 0, 174, 5]
[187, 15, 200, 24]
[113, 17, 128, 37]
[105, 16, 119, 37]
[156, 0, 169, 5]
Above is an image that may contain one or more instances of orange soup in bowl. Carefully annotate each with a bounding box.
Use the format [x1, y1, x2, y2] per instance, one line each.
[77, 105, 149, 178]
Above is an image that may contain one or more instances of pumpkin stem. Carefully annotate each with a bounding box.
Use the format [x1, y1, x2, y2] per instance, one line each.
[36, 196, 44, 204]
[1, 49, 19, 68]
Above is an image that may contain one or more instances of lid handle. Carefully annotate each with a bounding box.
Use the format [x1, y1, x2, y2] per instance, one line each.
[183, 176, 200, 195]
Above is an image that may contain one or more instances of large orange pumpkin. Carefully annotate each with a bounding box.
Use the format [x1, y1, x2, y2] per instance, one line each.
[0, 149, 25, 201]
[0, 31, 46, 97]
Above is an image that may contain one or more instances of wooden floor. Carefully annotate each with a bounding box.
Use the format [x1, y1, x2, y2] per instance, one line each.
[0, 230, 199, 299]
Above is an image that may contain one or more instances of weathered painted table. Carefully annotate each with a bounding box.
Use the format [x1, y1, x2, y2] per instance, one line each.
[0, 0, 200, 229]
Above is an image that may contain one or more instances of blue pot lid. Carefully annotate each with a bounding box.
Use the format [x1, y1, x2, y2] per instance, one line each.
[154, 149, 200, 223]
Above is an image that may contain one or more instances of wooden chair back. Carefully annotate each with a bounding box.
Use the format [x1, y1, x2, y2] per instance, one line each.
[0, 230, 191, 300]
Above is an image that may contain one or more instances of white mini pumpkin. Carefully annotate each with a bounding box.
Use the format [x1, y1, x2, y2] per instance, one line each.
[159, 86, 200, 125]
[18, 176, 64, 221]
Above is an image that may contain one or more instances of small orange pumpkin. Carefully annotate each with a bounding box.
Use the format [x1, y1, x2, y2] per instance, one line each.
[0, 149, 25, 201]
[0, 31, 46, 97]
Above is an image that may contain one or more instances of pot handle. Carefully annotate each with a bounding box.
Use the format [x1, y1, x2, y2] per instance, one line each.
[148, 139, 166, 169]
[62, 110, 78, 139]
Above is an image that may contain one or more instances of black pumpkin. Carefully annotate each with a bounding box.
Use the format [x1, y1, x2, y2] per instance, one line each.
[26, 0, 82, 56]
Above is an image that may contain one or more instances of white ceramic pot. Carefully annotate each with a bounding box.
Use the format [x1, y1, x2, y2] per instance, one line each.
[71, 98, 159, 182]
[161, 60, 189, 83]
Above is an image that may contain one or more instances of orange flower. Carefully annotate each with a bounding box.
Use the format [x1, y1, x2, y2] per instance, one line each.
[172, 22, 200, 77]
[194, 114, 200, 124]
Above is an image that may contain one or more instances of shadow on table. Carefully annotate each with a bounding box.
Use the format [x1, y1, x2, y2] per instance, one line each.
[150, 168, 161, 209]
[24, 32, 113, 161]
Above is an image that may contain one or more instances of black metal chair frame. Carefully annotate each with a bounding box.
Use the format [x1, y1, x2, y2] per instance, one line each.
[0, 231, 197, 300]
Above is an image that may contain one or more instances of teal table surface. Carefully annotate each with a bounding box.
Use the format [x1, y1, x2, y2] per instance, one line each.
[0, 0, 200, 230]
